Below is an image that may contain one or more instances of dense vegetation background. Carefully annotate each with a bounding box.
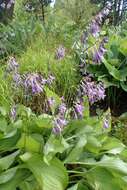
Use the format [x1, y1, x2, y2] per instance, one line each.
[0, 0, 127, 189]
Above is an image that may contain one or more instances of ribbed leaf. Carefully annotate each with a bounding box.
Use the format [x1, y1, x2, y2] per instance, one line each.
[0, 150, 19, 171]
[20, 153, 68, 190]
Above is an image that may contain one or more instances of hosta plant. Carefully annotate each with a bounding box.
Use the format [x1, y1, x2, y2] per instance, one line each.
[0, 100, 127, 189]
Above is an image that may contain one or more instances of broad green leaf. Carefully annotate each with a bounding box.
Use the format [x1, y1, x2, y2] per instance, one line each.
[121, 82, 127, 92]
[0, 167, 18, 184]
[119, 39, 127, 56]
[103, 58, 126, 81]
[20, 153, 68, 190]
[102, 137, 125, 154]
[0, 150, 19, 171]
[92, 156, 127, 175]
[86, 167, 122, 190]
[35, 114, 53, 128]
[0, 129, 21, 151]
[17, 133, 41, 152]
[65, 134, 87, 163]
[85, 136, 102, 153]
[0, 169, 30, 190]
[44, 135, 69, 162]
[119, 112, 127, 121]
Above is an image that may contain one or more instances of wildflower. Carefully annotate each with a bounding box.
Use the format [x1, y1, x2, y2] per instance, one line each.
[12, 73, 22, 87]
[24, 73, 44, 94]
[93, 42, 107, 65]
[93, 48, 104, 65]
[55, 45, 65, 60]
[103, 37, 108, 44]
[74, 101, 84, 119]
[46, 75, 55, 85]
[81, 31, 88, 45]
[90, 21, 100, 37]
[103, 118, 109, 129]
[52, 117, 68, 134]
[58, 103, 67, 115]
[6, 57, 19, 73]
[52, 100, 68, 134]
[48, 97, 55, 107]
[10, 105, 17, 121]
[80, 76, 105, 104]
[7, 0, 15, 9]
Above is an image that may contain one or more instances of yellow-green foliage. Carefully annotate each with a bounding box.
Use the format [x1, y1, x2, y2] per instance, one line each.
[55, 0, 99, 29]
[18, 35, 80, 100]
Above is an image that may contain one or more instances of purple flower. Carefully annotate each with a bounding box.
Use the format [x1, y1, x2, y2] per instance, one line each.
[58, 103, 67, 115]
[55, 45, 65, 60]
[90, 21, 100, 37]
[74, 101, 84, 118]
[7, 0, 15, 9]
[6, 57, 19, 73]
[12, 73, 22, 87]
[24, 73, 44, 94]
[95, 13, 103, 25]
[46, 75, 55, 85]
[48, 97, 55, 107]
[103, 37, 108, 44]
[80, 76, 105, 104]
[81, 31, 88, 44]
[93, 48, 103, 65]
[10, 105, 17, 121]
[103, 119, 109, 129]
[52, 117, 68, 134]
[93, 43, 107, 65]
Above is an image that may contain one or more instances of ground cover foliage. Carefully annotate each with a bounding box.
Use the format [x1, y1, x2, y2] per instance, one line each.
[0, 0, 127, 189]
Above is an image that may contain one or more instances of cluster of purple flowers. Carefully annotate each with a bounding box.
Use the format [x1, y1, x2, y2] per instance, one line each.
[89, 2, 112, 37]
[0, 0, 15, 9]
[93, 37, 108, 64]
[73, 100, 84, 119]
[6, 57, 55, 95]
[24, 73, 46, 94]
[23, 73, 55, 95]
[10, 105, 17, 121]
[6, 57, 19, 73]
[52, 101, 68, 134]
[55, 45, 65, 60]
[79, 76, 105, 105]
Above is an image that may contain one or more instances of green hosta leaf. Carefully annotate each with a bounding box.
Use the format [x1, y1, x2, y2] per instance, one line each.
[92, 156, 127, 175]
[86, 167, 122, 190]
[85, 136, 102, 154]
[0, 169, 30, 190]
[35, 114, 53, 128]
[119, 112, 127, 121]
[0, 118, 8, 133]
[102, 137, 125, 154]
[17, 133, 41, 152]
[67, 182, 89, 190]
[20, 153, 68, 190]
[0, 167, 18, 184]
[44, 135, 69, 162]
[121, 82, 127, 92]
[119, 39, 127, 56]
[65, 134, 87, 163]
[103, 58, 126, 81]
[0, 129, 21, 151]
[0, 107, 7, 116]
[99, 77, 119, 88]
[0, 150, 19, 171]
